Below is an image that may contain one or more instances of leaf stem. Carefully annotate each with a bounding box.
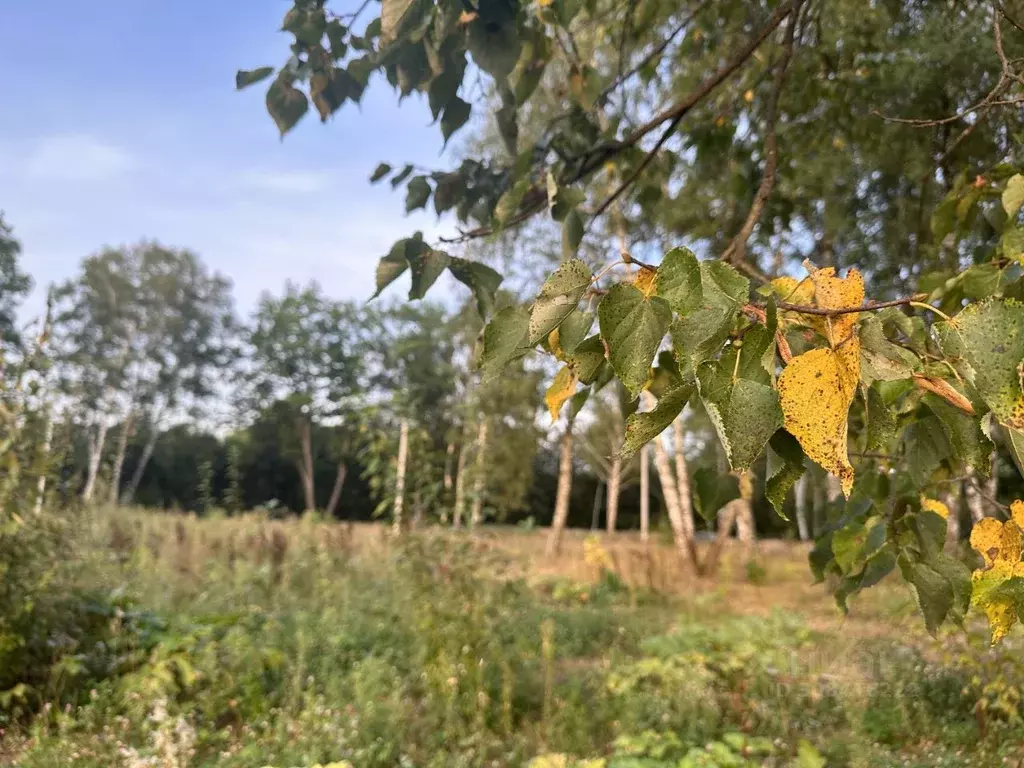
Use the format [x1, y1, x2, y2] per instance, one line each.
[909, 301, 952, 321]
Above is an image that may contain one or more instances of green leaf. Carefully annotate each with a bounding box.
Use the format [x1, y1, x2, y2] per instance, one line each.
[902, 416, 951, 486]
[562, 209, 585, 259]
[557, 310, 593, 356]
[407, 248, 449, 300]
[390, 164, 414, 187]
[380, 0, 417, 43]
[1008, 426, 1024, 477]
[865, 383, 898, 452]
[494, 177, 531, 227]
[859, 316, 919, 384]
[962, 263, 1004, 299]
[1003, 173, 1024, 218]
[570, 386, 591, 418]
[372, 240, 410, 299]
[900, 557, 954, 636]
[528, 260, 591, 344]
[598, 284, 673, 397]
[441, 97, 472, 144]
[547, 176, 586, 222]
[621, 384, 693, 457]
[569, 336, 607, 384]
[265, 76, 309, 136]
[698, 366, 783, 472]
[405, 176, 432, 212]
[370, 163, 392, 183]
[927, 551, 972, 622]
[481, 306, 529, 377]
[931, 196, 958, 241]
[448, 258, 503, 317]
[1001, 226, 1024, 260]
[693, 466, 739, 522]
[937, 298, 1024, 429]
[236, 66, 274, 90]
[765, 430, 805, 519]
[925, 395, 994, 476]
[672, 261, 748, 366]
[655, 247, 702, 315]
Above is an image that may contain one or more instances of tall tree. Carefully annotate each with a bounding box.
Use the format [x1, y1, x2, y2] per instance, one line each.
[246, 282, 365, 512]
[0, 213, 31, 348]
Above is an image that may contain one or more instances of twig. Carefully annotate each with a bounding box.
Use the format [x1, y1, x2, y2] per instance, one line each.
[874, 9, 1015, 127]
[601, 0, 713, 101]
[768, 294, 928, 316]
[968, 476, 1009, 513]
[722, 0, 802, 266]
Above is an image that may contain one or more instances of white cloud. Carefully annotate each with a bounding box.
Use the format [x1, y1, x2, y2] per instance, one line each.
[235, 170, 331, 194]
[24, 135, 134, 182]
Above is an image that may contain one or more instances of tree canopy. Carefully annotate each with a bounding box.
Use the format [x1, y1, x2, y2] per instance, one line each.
[239, 0, 1024, 642]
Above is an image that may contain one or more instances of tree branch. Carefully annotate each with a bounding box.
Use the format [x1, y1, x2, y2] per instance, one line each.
[762, 294, 929, 316]
[722, 0, 802, 266]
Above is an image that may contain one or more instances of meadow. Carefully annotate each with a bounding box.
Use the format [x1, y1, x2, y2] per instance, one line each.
[0, 510, 1022, 768]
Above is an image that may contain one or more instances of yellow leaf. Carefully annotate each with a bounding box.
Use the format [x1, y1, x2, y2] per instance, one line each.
[545, 366, 578, 421]
[921, 497, 949, 520]
[548, 328, 565, 361]
[634, 266, 657, 297]
[804, 260, 864, 346]
[771, 276, 816, 327]
[969, 500, 1024, 643]
[744, 89, 754, 102]
[777, 344, 859, 496]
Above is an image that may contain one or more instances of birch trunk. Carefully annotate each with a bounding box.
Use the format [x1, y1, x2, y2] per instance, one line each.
[671, 417, 694, 540]
[453, 438, 468, 528]
[965, 469, 986, 523]
[109, 409, 136, 506]
[943, 487, 961, 552]
[82, 419, 110, 504]
[825, 473, 842, 502]
[650, 433, 701, 574]
[545, 415, 575, 557]
[794, 473, 810, 540]
[296, 417, 316, 513]
[393, 418, 409, 533]
[639, 443, 649, 542]
[32, 407, 54, 515]
[123, 412, 163, 505]
[469, 420, 489, 529]
[590, 480, 603, 530]
[606, 455, 622, 534]
[324, 462, 348, 518]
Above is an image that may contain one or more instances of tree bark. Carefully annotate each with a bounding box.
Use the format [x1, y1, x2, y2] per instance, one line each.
[943, 487, 961, 553]
[825, 473, 842, 502]
[296, 416, 316, 513]
[470, 419, 489, 529]
[606, 455, 622, 534]
[639, 443, 650, 542]
[965, 469, 986, 524]
[591, 480, 604, 530]
[82, 419, 110, 504]
[794, 473, 810, 541]
[109, 409, 136, 506]
[453, 438, 468, 528]
[393, 418, 409, 533]
[32, 407, 54, 515]
[734, 472, 757, 564]
[122, 410, 163, 505]
[325, 462, 348, 518]
[545, 414, 575, 557]
[671, 417, 695, 540]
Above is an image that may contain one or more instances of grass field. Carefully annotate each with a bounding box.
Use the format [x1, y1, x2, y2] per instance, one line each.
[4, 509, 1024, 767]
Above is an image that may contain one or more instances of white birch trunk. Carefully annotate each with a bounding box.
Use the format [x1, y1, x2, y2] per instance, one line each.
[671, 417, 694, 540]
[393, 418, 409, 533]
[469, 420, 489, 529]
[32, 407, 54, 515]
[545, 416, 575, 557]
[606, 454, 622, 534]
[109, 409, 136, 506]
[794, 473, 810, 540]
[82, 419, 110, 504]
[453, 438, 468, 529]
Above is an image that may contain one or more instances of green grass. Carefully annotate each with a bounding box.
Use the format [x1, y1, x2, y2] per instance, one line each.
[3, 509, 1024, 767]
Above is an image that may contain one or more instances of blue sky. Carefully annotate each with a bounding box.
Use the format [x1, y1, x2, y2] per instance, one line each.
[0, 0, 459, 319]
